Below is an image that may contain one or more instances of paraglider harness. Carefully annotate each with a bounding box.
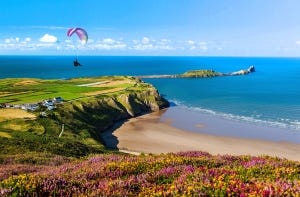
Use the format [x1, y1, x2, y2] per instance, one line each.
[73, 58, 82, 67]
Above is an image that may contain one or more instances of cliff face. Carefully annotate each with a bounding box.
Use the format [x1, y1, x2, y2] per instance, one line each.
[0, 77, 169, 157]
[54, 83, 169, 137]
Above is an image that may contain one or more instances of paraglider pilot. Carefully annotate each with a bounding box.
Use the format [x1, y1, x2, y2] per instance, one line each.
[67, 27, 88, 67]
[73, 58, 82, 67]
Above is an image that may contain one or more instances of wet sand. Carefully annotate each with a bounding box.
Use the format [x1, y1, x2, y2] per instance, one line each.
[102, 108, 300, 161]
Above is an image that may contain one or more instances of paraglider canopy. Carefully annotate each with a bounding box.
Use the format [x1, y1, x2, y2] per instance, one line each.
[67, 27, 88, 45]
[67, 27, 88, 67]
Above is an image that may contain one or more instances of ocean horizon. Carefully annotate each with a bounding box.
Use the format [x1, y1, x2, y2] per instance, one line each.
[0, 55, 299, 141]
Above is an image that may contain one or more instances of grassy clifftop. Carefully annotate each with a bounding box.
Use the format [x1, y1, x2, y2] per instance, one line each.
[0, 76, 169, 157]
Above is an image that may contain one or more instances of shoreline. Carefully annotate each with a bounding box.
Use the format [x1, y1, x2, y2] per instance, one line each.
[102, 107, 300, 161]
[160, 106, 300, 143]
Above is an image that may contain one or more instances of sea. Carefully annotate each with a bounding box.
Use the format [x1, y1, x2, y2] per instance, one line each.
[1, 56, 299, 142]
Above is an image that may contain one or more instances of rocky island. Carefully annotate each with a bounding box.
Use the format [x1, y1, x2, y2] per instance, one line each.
[137, 65, 255, 78]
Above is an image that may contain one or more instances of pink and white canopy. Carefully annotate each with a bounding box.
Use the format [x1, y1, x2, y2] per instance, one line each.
[67, 27, 88, 45]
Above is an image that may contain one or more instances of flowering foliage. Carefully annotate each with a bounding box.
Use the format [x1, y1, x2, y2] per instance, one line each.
[0, 151, 299, 196]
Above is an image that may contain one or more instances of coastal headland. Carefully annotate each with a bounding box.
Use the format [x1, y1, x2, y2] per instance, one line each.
[1, 70, 299, 162]
[0, 76, 169, 157]
[1, 74, 300, 196]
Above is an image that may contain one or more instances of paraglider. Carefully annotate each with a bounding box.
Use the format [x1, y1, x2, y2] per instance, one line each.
[73, 58, 82, 67]
[67, 27, 88, 67]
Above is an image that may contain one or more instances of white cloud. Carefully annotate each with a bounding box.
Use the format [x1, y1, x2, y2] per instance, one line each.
[186, 40, 196, 50]
[190, 46, 196, 50]
[65, 44, 76, 50]
[159, 39, 170, 44]
[0, 34, 225, 55]
[4, 37, 21, 44]
[185, 40, 209, 51]
[132, 39, 139, 44]
[132, 38, 153, 50]
[132, 37, 174, 51]
[156, 39, 174, 50]
[199, 45, 208, 51]
[89, 38, 127, 50]
[103, 38, 115, 44]
[187, 40, 195, 45]
[4, 38, 11, 43]
[93, 43, 127, 50]
[296, 41, 300, 45]
[141, 37, 150, 44]
[39, 34, 58, 43]
[133, 43, 154, 51]
[20, 37, 32, 44]
[88, 39, 95, 44]
[198, 42, 208, 51]
[199, 41, 207, 46]
[0, 35, 62, 53]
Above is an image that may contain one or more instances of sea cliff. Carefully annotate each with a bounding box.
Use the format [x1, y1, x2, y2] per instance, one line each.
[0, 76, 169, 156]
[54, 82, 169, 133]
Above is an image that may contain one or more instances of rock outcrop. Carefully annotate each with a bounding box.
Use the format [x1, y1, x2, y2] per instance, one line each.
[227, 65, 255, 76]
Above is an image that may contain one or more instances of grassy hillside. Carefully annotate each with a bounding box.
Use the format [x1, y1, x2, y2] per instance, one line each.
[0, 151, 299, 196]
[0, 76, 169, 158]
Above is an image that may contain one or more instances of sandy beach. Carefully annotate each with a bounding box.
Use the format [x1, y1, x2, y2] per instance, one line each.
[102, 108, 300, 161]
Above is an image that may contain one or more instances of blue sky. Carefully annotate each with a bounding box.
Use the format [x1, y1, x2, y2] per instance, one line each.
[1, 0, 300, 56]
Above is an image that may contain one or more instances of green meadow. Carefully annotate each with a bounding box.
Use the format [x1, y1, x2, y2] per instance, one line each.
[0, 76, 137, 104]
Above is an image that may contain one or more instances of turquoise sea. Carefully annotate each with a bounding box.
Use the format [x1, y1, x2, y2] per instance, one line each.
[0, 56, 299, 139]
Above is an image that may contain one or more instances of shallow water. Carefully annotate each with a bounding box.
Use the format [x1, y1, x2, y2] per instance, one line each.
[161, 106, 300, 143]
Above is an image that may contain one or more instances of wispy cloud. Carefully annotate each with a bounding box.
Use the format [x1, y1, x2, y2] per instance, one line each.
[30, 26, 68, 30]
[186, 40, 208, 51]
[89, 38, 127, 50]
[185, 40, 223, 52]
[24, 37, 31, 42]
[0, 37, 36, 51]
[141, 37, 150, 44]
[0, 33, 225, 55]
[4, 37, 20, 43]
[131, 37, 174, 51]
[198, 42, 208, 51]
[5, 25, 68, 30]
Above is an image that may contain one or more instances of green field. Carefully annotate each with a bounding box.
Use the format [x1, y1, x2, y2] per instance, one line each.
[0, 76, 138, 104]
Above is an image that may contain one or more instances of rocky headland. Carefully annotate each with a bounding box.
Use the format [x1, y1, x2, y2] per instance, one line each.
[137, 65, 255, 78]
[0, 76, 169, 157]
